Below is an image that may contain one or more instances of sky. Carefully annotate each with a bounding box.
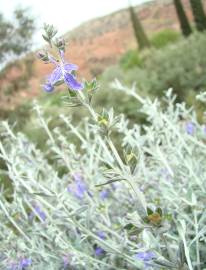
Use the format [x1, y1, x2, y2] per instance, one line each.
[1, 0, 151, 43]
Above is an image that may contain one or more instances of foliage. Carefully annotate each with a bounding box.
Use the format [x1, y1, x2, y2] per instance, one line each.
[128, 4, 150, 50]
[173, 0, 192, 37]
[2, 24, 206, 270]
[8, 32, 206, 145]
[136, 33, 206, 102]
[119, 49, 143, 70]
[119, 29, 180, 71]
[0, 7, 35, 63]
[1, 84, 206, 269]
[101, 33, 206, 112]
[4, 32, 206, 148]
[189, 0, 206, 32]
[150, 29, 181, 49]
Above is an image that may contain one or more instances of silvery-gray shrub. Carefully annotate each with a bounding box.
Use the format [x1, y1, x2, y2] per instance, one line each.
[1, 85, 206, 269]
[1, 26, 206, 270]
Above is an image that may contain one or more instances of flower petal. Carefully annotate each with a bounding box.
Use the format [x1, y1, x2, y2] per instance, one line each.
[63, 72, 84, 91]
[49, 66, 62, 85]
[134, 251, 155, 261]
[95, 247, 105, 256]
[185, 122, 195, 135]
[97, 231, 106, 240]
[19, 258, 32, 268]
[63, 63, 78, 72]
[48, 55, 58, 65]
[43, 83, 54, 92]
[100, 189, 110, 200]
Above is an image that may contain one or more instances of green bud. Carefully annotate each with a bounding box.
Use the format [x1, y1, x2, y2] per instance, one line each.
[36, 51, 49, 62]
[55, 38, 66, 51]
[98, 117, 108, 126]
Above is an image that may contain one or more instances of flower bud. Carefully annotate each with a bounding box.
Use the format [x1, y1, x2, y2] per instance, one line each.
[55, 38, 66, 51]
[36, 51, 49, 62]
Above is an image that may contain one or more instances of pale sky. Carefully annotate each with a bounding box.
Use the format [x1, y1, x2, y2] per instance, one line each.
[1, 0, 152, 44]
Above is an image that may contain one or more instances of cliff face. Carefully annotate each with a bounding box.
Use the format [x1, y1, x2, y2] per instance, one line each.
[0, 0, 204, 109]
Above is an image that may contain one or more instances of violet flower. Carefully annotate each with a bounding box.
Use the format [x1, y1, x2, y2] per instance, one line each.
[74, 180, 87, 199]
[134, 251, 155, 267]
[99, 189, 110, 200]
[29, 205, 46, 221]
[63, 255, 70, 269]
[97, 231, 106, 240]
[94, 231, 106, 256]
[185, 122, 195, 135]
[94, 247, 105, 256]
[19, 258, 32, 269]
[9, 258, 32, 270]
[67, 173, 87, 200]
[43, 51, 84, 92]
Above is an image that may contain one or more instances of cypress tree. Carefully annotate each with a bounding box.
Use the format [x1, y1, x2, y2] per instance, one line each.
[173, 0, 192, 37]
[189, 0, 206, 31]
[128, 2, 150, 50]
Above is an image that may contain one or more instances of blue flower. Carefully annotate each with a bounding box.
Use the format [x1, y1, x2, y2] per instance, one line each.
[63, 255, 70, 269]
[134, 251, 155, 267]
[67, 173, 87, 200]
[99, 189, 110, 200]
[9, 258, 32, 270]
[74, 180, 87, 199]
[93, 231, 106, 257]
[43, 83, 54, 92]
[43, 51, 84, 92]
[29, 205, 46, 221]
[94, 247, 105, 256]
[97, 231, 106, 240]
[19, 258, 32, 269]
[185, 122, 195, 135]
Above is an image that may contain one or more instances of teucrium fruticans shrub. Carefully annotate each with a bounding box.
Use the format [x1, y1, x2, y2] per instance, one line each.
[1, 25, 206, 269]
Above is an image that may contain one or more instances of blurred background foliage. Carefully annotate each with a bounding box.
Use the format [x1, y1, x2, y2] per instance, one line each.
[2, 30, 206, 151]
[1, 0, 206, 151]
[0, 7, 35, 63]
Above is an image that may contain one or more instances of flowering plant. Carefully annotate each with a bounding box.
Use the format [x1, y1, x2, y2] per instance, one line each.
[0, 25, 206, 270]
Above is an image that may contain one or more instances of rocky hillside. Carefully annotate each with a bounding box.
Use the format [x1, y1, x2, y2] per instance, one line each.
[0, 0, 202, 109]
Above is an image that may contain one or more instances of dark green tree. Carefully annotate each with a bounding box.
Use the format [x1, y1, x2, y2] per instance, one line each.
[173, 0, 192, 37]
[128, 1, 150, 50]
[189, 0, 206, 31]
[0, 7, 35, 63]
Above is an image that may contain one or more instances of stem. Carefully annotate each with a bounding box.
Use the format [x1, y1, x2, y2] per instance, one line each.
[73, 219, 142, 269]
[78, 91, 98, 121]
[182, 235, 193, 270]
[194, 209, 201, 270]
